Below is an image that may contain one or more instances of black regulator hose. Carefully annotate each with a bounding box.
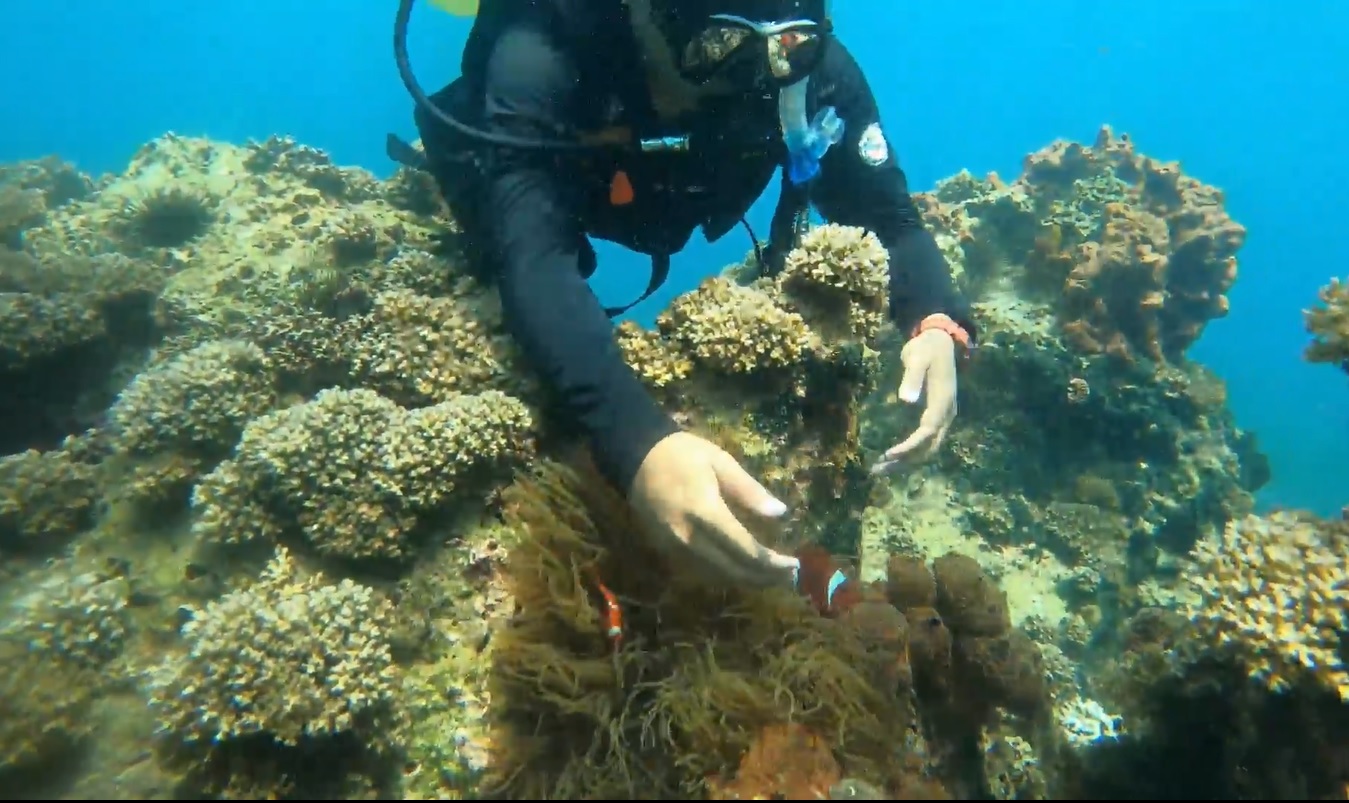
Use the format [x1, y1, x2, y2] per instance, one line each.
[393, 0, 611, 152]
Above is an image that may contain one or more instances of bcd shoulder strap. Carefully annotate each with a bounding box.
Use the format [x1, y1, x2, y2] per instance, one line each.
[603, 169, 811, 318]
[604, 252, 671, 318]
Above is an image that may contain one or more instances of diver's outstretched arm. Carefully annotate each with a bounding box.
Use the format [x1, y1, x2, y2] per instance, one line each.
[806, 38, 977, 342]
[420, 19, 677, 493]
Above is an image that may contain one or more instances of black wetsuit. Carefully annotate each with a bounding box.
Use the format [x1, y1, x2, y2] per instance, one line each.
[413, 0, 974, 493]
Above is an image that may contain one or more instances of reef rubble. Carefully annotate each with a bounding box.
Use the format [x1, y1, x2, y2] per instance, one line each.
[0, 125, 1337, 799]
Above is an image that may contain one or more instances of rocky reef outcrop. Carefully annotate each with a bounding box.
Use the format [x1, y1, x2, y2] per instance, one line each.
[858, 129, 1268, 707]
[0, 123, 1326, 801]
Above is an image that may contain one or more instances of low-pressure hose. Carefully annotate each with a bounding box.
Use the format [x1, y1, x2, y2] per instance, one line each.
[393, 0, 607, 151]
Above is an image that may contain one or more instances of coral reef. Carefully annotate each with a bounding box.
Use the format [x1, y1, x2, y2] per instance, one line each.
[0, 558, 133, 784]
[1067, 510, 1349, 800]
[922, 125, 1244, 365]
[486, 459, 1052, 799]
[106, 339, 278, 506]
[860, 127, 1268, 676]
[0, 123, 1306, 800]
[1186, 511, 1349, 699]
[633, 222, 889, 555]
[0, 430, 104, 554]
[191, 386, 534, 564]
[149, 547, 402, 797]
[1306, 276, 1349, 374]
[0, 247, 165, 456]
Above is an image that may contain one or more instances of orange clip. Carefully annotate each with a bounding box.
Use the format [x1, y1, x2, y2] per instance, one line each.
[609, 170, 634, 206]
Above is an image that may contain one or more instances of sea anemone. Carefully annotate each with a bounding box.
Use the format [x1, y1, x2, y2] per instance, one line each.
[117, 185, 216, 250]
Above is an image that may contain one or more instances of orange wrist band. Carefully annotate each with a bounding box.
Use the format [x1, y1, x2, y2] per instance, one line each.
[911, 313, 971, 351]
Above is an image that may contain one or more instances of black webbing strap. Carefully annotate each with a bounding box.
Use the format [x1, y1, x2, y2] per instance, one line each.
[604, 253, 671, 318]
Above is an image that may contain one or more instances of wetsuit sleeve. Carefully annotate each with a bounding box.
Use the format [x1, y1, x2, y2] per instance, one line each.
[807, 39, 976, 341]
[431, 23, 677, 492]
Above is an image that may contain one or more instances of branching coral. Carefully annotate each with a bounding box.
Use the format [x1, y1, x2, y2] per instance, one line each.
[192, 387, 534, 562]
[0, 249, 164, 372]
[1305, 277, 1349, 374]
[617, 223, 891, 557]
[4, 563, 132, 668]
[0, 248, 167, 455]
[657, 276, 821, 375]
[0, 155, 90, 247]
[151, 546, 399, 746]
[0, 289, 103, 371]
[778, 222, 890, 343]
[349, 285, 530, 405]
[0, 432, 103, 553]
[107, 339, 278, 504]
[1186, 511, 1349, 699]
[0, 557, 129, 774]
[0, 638, 102, 774]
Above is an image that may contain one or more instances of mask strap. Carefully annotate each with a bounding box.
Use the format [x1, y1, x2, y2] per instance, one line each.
[779, 78, 844, 184]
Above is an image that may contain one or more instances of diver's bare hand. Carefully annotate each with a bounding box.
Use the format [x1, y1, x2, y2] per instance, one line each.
[871, 328, 958, 475]
[629, 432, 800, 587]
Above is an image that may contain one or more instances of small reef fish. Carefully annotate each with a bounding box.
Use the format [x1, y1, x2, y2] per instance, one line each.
[792, 544, 862, 617]
[587, 544, 862, 652]
[587, 566, 624, 650]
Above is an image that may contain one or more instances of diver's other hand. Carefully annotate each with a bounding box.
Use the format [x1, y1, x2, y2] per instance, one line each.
[871, 327, 958, 475]
[629, 432, 800, 587]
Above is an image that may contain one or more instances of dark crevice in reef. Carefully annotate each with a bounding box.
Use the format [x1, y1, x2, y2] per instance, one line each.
[0, 292, 161, 457]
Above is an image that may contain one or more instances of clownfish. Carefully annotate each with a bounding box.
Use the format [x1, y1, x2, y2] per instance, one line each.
[792, 544, 862, 617]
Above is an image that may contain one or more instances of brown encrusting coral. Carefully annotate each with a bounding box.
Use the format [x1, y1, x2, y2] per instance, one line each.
[918, 125, 1244, 365]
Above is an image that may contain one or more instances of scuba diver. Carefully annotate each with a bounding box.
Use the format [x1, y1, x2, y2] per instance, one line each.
[391, 0, 977, 589]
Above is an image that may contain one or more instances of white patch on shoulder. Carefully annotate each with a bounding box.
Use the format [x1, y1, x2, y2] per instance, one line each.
[858, 122, 889, 167]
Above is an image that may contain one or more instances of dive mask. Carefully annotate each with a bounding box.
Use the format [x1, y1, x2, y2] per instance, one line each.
[679, 14, 829, 90]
